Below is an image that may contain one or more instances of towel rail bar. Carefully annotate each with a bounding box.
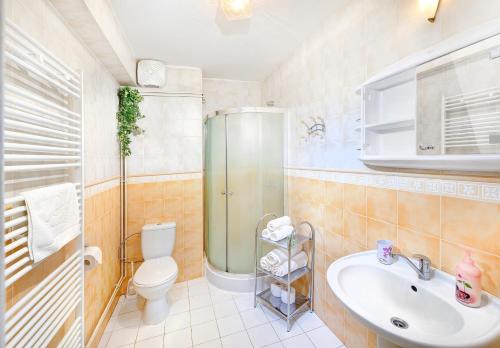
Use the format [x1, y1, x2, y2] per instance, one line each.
[5, 118, 80, 139]
[6, 106, 80, 132]
[5, 98, 81, 125]
[5, 51, 80, 98]
[5, 20, 79, 82]
[2, 20, 84, 347]
[4, 142, 80, 153]
[5, 84, 80, 118]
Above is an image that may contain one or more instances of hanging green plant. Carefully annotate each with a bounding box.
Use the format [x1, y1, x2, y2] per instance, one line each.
[117, 86, 145, 156]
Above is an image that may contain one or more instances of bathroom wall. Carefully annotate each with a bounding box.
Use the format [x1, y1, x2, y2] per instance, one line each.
[5, 0, 122, 344]
[125, 66, 204, 282]
[202, 78, 262, 116]
[262, 1, 500, 347]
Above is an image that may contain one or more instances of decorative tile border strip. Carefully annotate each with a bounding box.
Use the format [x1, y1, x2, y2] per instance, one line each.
[286, 168, 500, 204]
[127, 172, 202, 184]
[85, 177, 120, 198]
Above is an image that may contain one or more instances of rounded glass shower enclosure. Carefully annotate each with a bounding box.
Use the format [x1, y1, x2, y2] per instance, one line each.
[204, 108, 284, 288]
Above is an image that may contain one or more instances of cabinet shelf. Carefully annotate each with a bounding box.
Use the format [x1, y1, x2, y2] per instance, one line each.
[256, 288, 310, 319]
[364, 118, 415, 133]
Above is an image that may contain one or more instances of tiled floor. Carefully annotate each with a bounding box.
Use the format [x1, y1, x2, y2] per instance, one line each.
[98, 277, 345, 348]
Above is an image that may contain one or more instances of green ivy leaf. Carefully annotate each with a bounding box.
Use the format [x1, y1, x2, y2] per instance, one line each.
[117, 86, 145, 156]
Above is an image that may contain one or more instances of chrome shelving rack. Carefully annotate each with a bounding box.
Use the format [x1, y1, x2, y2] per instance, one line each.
[253, 213, 315, 332]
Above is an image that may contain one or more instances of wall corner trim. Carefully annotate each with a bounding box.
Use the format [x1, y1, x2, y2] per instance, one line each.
[49, 0, 136, 85]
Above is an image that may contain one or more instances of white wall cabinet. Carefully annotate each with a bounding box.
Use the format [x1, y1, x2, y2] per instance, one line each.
[358, 20, 500, 172]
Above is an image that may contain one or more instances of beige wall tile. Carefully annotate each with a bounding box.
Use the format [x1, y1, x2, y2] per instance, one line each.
[398, 191, 440, 237]
[398, 228, 440, 268]
[442, 197, 500, 256]
[343, 184, 366, 215]
[325, 181, 343, 209]
[367, 187, 397, 224]
[344, 211, 367, 247]
[367, 218, 397, 251]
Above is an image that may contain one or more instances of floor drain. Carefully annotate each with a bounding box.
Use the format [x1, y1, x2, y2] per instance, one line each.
[390, 317, 409, 329]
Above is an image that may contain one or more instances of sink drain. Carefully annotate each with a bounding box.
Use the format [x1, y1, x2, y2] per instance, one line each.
[390, 317, 409, 329]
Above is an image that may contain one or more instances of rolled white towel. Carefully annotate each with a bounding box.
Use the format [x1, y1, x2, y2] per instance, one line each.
[271, 251, 308, 277]
[270, 283, 283, 297]
[281, 287, 296, 304]
[269, 225, 294, 242]
[261, 228, 271, 239]
[267, 216, 292, 231]
[260, 256, 272, 271]
[266, 246, 302, 266]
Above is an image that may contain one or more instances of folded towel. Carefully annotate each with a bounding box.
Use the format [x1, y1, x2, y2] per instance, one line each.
[261, 228, 271, 239]
[269, 225, 294, 242]
[267, 216, 291, 231]
[270, 283, 283, 297]
[272, 251, 308, 277]
[260, 256, 272, 271]
[266, 246, 302, 266]
[21, 183, 80, 263]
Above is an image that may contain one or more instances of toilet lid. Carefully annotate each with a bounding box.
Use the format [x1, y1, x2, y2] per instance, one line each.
[134, 256, 178, 287]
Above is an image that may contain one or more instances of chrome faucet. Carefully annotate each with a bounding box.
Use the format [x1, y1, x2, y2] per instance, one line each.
[393, 253, 433, 280]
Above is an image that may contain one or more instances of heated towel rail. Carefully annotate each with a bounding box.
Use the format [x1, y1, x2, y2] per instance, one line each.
[1, 19, 84, 347]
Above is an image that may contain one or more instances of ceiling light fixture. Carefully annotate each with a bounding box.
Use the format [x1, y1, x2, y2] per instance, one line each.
[419, 0, 440, 23]
[220, 0, 253, 21]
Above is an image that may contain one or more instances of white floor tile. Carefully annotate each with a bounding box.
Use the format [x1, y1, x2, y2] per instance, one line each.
[164, 327, 192, 348]
[233, 294, 254, 312]
[216, 313, 244, 337]
[135, 335, 164, 348]
[209, 287, 234, 303]
[114, 310, 142, 330]
[190, 293, 212, 310]
[194, 338, 223, 348]
[247, 323, 280, 348]
[188, 277, 208, 287]
[189, 282, 210, 297]
[306, 326, 343, 348]
[270, 319, 303, 340]
[191, 321, 220, 346]
[191, 306, 216, 325]
[107, 327, 138, 348]
[169, 298, 190, 315]
[119, 298, 144, 315]
[104, 317, 117, 333]
[97, 332, 110, 348]
[260, 305, 282, 322]
[295, 312, 324, 332]
[172, 281, 188, 289]
[262, 343, 283, 348]
[281, 333, 314, 348]
[220, 330, 253, 348]
[168, 286, 189, 301]
[212, 300, 238, 319]
[136, 321, 164, 341]
[164, 312, 191, 333]
[240, 307, 269, 329]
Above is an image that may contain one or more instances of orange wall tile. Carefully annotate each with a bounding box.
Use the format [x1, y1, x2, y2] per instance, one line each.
[287, 175, 500, 348]
[126, 178, 203, 283]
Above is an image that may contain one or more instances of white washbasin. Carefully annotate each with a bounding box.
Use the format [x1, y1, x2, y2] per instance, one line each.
[327, 251, 500, 348]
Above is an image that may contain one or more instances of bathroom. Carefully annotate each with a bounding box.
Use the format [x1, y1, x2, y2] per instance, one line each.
[1, 0, 500, 347]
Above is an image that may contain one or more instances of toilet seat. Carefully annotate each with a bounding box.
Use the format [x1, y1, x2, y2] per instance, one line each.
[134, 256, 178, 287]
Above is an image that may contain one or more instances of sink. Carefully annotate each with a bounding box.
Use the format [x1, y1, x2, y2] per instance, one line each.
[327, 251, 500, 348]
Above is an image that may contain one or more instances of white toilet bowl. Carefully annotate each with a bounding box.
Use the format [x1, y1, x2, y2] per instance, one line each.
[133, 256, 178, 324]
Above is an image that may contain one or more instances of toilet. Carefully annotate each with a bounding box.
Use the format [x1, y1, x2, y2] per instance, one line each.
[133, 222, 178, 324]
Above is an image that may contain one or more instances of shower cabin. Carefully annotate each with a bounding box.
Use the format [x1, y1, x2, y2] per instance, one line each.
[204, 108, 285, 291]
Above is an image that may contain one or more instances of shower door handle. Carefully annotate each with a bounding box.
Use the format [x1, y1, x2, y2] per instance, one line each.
[221, 191, 234, 196]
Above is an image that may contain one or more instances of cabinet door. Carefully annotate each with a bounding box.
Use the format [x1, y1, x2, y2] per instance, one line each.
[416, 34, 500, 155]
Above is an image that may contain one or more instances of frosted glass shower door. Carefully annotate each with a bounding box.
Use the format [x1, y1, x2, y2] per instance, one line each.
[226, 112, 284, 274]
[204, 116, 227, 271]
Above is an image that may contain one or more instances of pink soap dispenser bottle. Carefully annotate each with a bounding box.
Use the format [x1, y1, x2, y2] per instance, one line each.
[455, 251, 482, 307]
